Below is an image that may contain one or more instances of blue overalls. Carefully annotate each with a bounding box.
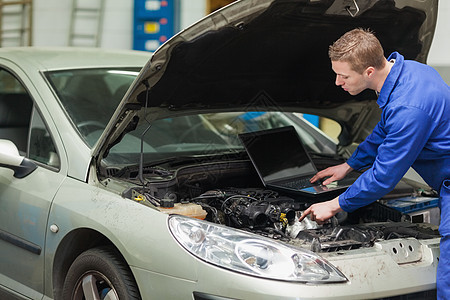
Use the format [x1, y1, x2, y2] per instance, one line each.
[338, 52, 450, 298]
[439, 180, 450, 299]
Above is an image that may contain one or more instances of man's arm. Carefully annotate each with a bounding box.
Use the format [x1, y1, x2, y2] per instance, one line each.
[310, 162, 353, 185]
[303, 105, 434, 221]
[299, 196, 342, 224]
[339, 106, 434, 212]
[311, 122, 385, 185]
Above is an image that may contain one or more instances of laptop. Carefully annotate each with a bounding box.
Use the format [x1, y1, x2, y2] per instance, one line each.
[238, 126, 356, 196]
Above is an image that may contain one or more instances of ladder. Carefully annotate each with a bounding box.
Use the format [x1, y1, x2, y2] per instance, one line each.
[0, 0, 33, 47]
[68, 0, 105, 47]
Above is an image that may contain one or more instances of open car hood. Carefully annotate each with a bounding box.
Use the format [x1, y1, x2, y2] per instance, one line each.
[94, 0, 437, 160]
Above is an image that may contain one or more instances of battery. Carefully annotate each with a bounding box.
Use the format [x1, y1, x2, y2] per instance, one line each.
[385, 196, 440, 225]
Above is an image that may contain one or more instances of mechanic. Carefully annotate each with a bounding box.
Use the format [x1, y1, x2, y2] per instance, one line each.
[299, 28, 450, 298]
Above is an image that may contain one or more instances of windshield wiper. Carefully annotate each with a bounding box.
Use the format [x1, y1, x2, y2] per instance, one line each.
[145, 151, 246, 169]
[113, 165, 174, 180]
[114, 151, 246, 181]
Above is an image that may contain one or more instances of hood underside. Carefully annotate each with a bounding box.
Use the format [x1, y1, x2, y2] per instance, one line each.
[95, 0, 437, 159]
[138, 0, 435, 110]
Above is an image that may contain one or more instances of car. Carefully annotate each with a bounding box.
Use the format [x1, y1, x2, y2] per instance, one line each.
[0, 0, 442, 299]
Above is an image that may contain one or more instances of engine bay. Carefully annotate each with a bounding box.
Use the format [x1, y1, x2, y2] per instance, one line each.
[117, 159, 440, 253]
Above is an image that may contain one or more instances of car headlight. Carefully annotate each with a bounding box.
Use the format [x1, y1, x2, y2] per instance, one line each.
[168, 215, 347, 283]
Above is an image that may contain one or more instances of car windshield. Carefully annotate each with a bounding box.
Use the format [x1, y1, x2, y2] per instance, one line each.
[45, 68, 341, 168]
[45, 68, 141, 147]
[103, 111, 339, 167]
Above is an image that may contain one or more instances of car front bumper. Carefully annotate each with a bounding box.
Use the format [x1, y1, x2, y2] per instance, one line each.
[131, 237, 439, 299]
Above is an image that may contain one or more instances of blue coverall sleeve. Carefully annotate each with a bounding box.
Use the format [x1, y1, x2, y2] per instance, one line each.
[339, 105, 434, 212]
[346, 122, 385, 171]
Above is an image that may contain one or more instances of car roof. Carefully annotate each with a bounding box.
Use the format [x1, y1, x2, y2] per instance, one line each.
[0, 47, 151, 71]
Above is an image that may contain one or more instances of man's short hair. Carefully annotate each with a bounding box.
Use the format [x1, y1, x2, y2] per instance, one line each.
[328, 28, 386, 74]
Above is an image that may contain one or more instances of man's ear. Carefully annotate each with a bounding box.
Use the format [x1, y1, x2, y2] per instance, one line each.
[365, 66, 375, 78]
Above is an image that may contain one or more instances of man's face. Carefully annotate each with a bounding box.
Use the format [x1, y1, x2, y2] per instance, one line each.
[331, 60, 369, 95]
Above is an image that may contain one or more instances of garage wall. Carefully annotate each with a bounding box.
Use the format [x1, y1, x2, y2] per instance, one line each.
[32, 0, 205, 49]
[179, 0, 206, 30]
[32, 1, 72, 47]
[428, 1, 450, 66]
[29, 0, 450, 65]
[32, 0, 132, 48]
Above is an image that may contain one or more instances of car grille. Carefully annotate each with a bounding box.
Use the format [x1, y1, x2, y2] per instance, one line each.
[378, 289, 437, 300]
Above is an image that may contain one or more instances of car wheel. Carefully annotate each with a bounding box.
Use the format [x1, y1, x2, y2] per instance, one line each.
[62, 246, 141, 300]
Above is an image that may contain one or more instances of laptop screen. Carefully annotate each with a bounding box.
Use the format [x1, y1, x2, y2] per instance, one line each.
[239, 126, 317, 183]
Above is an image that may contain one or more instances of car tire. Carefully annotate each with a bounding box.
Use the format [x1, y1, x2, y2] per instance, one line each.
[62, 246, 141, 300]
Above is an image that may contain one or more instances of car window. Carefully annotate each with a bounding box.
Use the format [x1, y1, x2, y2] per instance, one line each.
[29, 108, 60, 168]
[46, 68, 140, 147]
[103, 111, 338, 166]
[0, 68, 60, 169]
[0, 69, 33, 153]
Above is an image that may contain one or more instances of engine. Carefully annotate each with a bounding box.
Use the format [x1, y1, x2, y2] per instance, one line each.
[133, 186, 440, 253]
[193, 188, 302, 228]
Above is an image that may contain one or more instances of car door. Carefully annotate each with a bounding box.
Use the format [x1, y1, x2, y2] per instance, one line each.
[0, 67, 66, 299]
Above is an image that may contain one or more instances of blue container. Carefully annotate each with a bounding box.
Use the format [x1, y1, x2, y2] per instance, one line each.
[133, 37, 163, 52]
[133, 0, 175, 51]
[135, 0, 174, 19]
[385, 196, 439, 214]
[134, 18, 173, 37]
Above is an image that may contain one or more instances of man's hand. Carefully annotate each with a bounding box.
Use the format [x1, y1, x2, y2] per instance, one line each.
[299, 197, 343, 224]
[310, 162, 354, 186]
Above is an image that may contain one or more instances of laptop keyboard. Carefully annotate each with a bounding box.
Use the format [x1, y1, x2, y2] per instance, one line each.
[279, 177, 318, 189]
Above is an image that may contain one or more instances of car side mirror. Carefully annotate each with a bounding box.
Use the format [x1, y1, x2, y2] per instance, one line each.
[0, 139, 37, 178]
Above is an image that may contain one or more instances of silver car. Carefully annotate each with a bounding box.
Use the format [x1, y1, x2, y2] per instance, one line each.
[0, 0, 441, 299]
